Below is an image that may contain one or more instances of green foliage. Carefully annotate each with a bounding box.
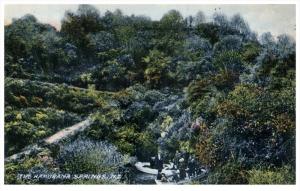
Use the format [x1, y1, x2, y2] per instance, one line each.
[4, 14, 68, 75]
[5, 78, 108, 114]
[4, 6, 295, 185]
[213, 50, 244, 73]
[4, 77, 120, 156]
[160, 10, 184, 30]
[61, 5, 103, 55]
[5, 107, 81, 156]
[5, 157, 43, 184]
[247, 165, 295, 184]
[196, 23, 220, 44]
[207, 160, 248, 184]
[143, 50, 172, 88]
[241, 42, 261, 62]
[192, 81, 295, 181]
[155, 10, 185, 55]
[92, 59, 133, 91]
[115, 124, 138, 154]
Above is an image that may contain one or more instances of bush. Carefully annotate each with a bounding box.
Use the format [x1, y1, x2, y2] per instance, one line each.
[247, 165, 295, 184]
[5, 157, 43, 184]
[207, 160, 248, 184]
[5, 107, 82, 156]
[143, 50, 173, 88]
[58, 139, 128, 174]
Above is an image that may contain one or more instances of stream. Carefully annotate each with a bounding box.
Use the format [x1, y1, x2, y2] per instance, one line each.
[129, 92, 192, 184]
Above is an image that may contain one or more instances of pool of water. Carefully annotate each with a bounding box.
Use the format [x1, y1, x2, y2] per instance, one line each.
[133, 171, 156, 184]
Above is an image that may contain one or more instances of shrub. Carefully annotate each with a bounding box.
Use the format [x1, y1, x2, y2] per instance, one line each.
[247, 165, 295, 184]
[58, 139, 128, 174]
[5, 107, 82, 156]
[207, 160, 248, 184]
[5, 157, 42, 184]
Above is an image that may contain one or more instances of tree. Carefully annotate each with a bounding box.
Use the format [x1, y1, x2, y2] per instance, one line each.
[213, 13, 229, 27]
[194, 11, 206, 25]
[195, 23, 221, 44]
[156, 10, 185, 55]
[259, 32, 275, 46]
[256, 33, 295, 84]
[61, 5, 103, 56]
[160, 10, 184, 30]
[230, 14, 251, 38]
[5, 14, 59, 74]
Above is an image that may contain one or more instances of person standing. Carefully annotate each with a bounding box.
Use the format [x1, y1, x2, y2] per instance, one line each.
[155, 152, 164, 180]
[174, 150, 181, 168]
[150, 156, 155, 168]
[178, 158, 186, 180]
[187, 157, 196, 178]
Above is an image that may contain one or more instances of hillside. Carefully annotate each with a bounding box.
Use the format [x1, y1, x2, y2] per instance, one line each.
[4, 5, 295, 184]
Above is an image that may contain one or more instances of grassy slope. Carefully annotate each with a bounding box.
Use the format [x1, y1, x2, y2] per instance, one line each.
[4, 77, 132, 156]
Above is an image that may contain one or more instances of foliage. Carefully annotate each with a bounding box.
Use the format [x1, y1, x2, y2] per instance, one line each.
[5, 157, 43, 184]
[207, 160, 248, 184]
[4, 5, 295, 185]
[143, 50, 173, 88]
[247, 165, 295, 184]
[5, 107, 82, 156]
[58, 139, 127, 174]
[61, 5, 103, 56]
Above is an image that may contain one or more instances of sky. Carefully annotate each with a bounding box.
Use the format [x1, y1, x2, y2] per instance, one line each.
[4, 4, 296, 38]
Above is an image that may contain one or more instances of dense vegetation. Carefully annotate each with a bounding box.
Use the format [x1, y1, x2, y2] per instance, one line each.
[5, 5, 295, 184]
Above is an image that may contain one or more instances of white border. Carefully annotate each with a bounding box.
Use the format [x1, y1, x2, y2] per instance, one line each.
[0, 1, 298, 191]
[0, 0, 299, 5]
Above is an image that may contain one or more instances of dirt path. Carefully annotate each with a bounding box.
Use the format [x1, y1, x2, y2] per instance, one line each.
[44, 118, 92, 144]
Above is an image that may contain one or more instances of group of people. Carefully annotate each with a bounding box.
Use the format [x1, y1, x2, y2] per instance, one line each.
[150, 150, 202, 183]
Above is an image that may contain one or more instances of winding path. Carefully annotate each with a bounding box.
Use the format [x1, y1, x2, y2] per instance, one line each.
[44, 118, 92, 144]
